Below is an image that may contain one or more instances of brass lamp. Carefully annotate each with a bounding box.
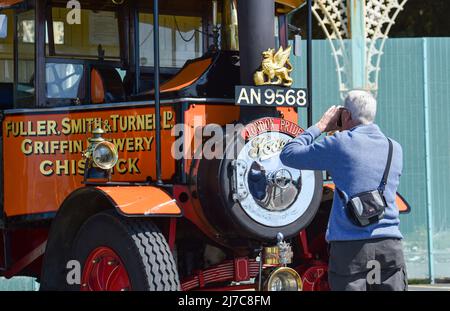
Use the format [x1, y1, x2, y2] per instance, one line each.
[83, 127, 119, 182]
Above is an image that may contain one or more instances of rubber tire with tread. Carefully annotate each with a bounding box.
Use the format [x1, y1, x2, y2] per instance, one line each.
[71, 210, 180, 291]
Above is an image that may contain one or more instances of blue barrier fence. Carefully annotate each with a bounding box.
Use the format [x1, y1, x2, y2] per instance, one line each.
[292, 37, 450, 280]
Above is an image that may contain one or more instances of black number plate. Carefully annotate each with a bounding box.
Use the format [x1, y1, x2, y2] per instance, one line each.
[235, 86, 308, 107]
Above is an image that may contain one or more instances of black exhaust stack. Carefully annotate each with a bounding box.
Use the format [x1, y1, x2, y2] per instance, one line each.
[237, 0, 275, 85]
[237, 0, 277, 122]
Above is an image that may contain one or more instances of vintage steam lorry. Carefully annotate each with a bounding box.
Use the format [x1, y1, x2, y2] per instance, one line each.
[0, 0, 409, 291]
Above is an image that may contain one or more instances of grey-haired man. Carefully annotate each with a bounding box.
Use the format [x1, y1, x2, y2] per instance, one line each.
[281, 90, 407, 291]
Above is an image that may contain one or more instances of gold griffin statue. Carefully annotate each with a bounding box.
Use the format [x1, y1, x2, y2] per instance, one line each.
[254, 46, 293, 87]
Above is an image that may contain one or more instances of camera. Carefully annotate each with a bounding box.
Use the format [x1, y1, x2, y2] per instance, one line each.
[337, 107, 345, 127]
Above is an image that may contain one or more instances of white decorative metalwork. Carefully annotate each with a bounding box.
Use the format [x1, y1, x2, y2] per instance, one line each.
[312, 0, 408, 97]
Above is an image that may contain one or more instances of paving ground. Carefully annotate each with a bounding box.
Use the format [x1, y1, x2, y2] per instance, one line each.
[409, 284, 450, 291]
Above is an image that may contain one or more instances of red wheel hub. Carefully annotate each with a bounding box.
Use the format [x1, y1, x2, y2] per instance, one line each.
[81, 246, 131, 291]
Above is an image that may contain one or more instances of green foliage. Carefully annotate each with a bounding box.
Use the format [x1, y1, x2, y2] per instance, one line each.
[392, 0, 450, 37]
[289, 0, 450, 39]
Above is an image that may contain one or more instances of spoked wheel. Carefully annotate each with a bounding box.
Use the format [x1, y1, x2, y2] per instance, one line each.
[81, 246, 131, 291]
[71, 210, 180, 291]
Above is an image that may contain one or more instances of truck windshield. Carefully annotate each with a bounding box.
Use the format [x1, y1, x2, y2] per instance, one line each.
[46, 6, 120, 60]
[138, 13, 203, 68]
[16, 9, 35, 108]
[0, 9, 13, 110]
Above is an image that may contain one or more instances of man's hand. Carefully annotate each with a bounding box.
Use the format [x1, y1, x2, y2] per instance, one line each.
[315, 105, 343, 133]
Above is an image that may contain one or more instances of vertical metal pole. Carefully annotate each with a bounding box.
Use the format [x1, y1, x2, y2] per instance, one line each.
[349, 0, 366, 89]
[422, 38, 435, 284]
[35, 0, 46, 107]
[306, 0, 313, 127]
[153, 0, 162, 184]
[134, 6, 141, 94]
[13, 13, 18, 107]
[278, 14, 288, 49]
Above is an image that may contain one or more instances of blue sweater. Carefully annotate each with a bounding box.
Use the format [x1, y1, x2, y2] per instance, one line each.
[280, 124, 403, 242]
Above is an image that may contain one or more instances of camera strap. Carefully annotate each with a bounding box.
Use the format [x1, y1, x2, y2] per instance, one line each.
[378, 138, 393, 194]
